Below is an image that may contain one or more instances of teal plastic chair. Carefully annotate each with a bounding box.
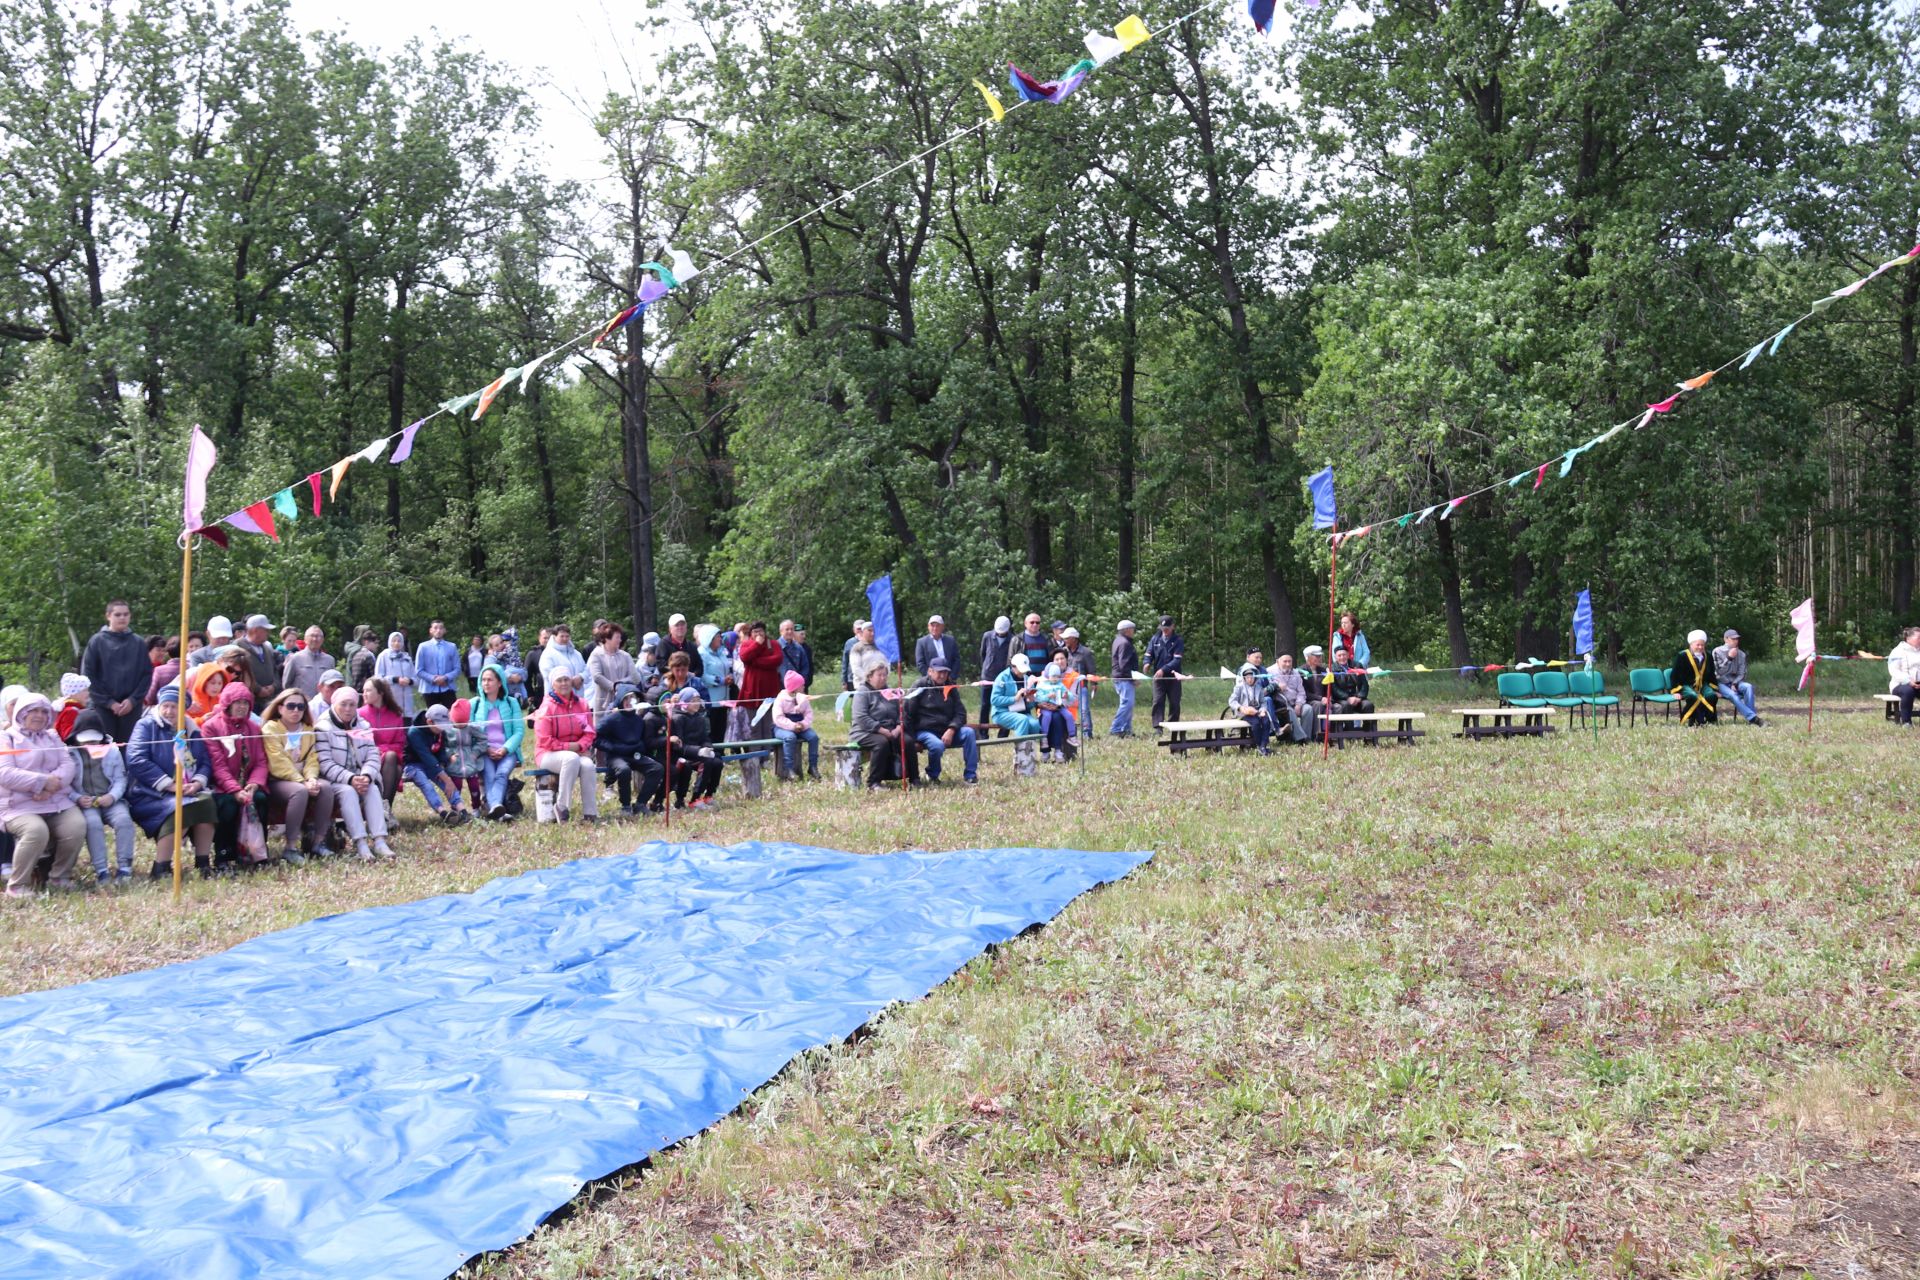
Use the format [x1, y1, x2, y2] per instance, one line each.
[1496, 672, 1545, 708]
[1530, 670, 1584, 714]
[1628, 667, 1677, 725]
[1568, 670, 1622, 726]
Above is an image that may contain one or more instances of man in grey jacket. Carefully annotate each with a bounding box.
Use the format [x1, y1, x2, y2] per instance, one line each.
[282, 626, 338, 701]
[1712, 629, 1763, 726]
[1109, 621, 1140, 738]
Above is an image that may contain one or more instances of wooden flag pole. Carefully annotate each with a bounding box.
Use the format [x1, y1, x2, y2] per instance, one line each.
[1323, 526, 1338, 760]
[171, 536, 195, 903]
[1806, 662, 1816, 734]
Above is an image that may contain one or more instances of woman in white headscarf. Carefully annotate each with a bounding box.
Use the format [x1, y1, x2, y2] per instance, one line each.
[373, 631, 418, 717]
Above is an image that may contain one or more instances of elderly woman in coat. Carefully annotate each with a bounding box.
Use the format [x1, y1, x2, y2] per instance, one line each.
[1, 693, 85, 896]
[125, 682, 218, 880]
[315, 685, 397, 861]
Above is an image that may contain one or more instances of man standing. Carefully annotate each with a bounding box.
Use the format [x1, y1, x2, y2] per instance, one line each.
[792, 624, 816, 692]
[282, 626, 337, 699]
[185, 616, 235, 670]
[907, 661, 978, 785]
[1018, 614, 1051, 673]
[238, 615, 281, 705]
[345, 625, 380, 692]
[81, 600, 148, 742]
[778, 619, 813, 690]
[1145, 615, 1184, 728]
[913, 615, 960, 678]
[1109, 620, 1140, 738]
[978, 616, 1012, 730]
[846, 620, 882, 688]
[524, 627, 551, 710]
[1060, 627, 1095, 738]
[1711, 629, 1763, 726]
[657, 614, 699, 667]
[415, 619, 461, 709]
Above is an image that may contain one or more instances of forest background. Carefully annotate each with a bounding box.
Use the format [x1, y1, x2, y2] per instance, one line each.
[2, 0, 1916, 683]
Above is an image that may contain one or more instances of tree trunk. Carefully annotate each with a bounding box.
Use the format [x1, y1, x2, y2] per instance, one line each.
[1434, 513, 1472, 666]
[1116, 217, 1139, 592]
[621, 310, 659, 632]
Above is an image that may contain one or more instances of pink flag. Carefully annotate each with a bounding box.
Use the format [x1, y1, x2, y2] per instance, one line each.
[1645, 393, 1681, 414]
[183, 425, 217, 533]
[1533, 463, 1547, 489]
[1790, 597, 1816, 665]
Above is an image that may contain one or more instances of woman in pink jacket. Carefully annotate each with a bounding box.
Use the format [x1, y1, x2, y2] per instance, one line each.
[533, 670, 599, 822]
[2, 693, 84, 896]
[201, 682, 271, 868]
[358, 676, 407, 803]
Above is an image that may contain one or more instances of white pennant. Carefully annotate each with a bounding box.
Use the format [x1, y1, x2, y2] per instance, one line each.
[1084, 30, 1126, 65]
[517, 353, 552, 394]
[357, 437, 390, 464]
[667, 248, 700, 284]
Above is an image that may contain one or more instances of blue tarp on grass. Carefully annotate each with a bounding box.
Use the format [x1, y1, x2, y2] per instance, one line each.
[0, 841, 1149, 1280]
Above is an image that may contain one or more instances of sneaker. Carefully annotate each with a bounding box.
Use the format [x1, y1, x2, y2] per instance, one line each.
[310, 844, 335, 860]
[964, 777, 978, 786]
[487, 804, 507, 822]
[1258, 747, 1273, 756]
[282, 849, 307, 867]
[4, 886, 31, 900]
[373, 839, 397, 860]
[557, 808, 570, 823]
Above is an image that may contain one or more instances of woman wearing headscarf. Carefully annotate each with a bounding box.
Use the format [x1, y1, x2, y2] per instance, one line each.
[201, 682, 272, 868]
[467, 662, 526, 820]
[694, 623, 733, 744]
[125, 683, 218, 880]
[314, 685, 396, 861]
[373, 631, 418, 716]
[532, 669, 600, 822]
[0, 693, 84, 896]
[1671, 629, 1720, 726]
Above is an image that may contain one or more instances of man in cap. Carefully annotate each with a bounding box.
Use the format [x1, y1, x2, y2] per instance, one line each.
[238, 615, 281, 705]
[907, 659, 977, 784]
[1711, 628, 1762, 726]
[656, 613, 700, 667]
[978, 616, 1013, 732]
[184, 616, 235, 671]
[1145, 615, 1185, 728]
[913, 614, 960, 678]
[1109, 621, 1140, 738]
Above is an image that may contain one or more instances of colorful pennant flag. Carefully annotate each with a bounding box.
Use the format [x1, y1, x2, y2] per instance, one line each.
[439, 390, 481, 416]
[183, 425, 216, 535]
[1008, 60, 1094, 104]
[1249, 0, 1277, 32]
[1678, 369, 1716, 391]
[667, 248, 700, 284]
[1307, 465, 1337, 529]
[306, 472, 323, 517]
[189, 525, 229, 549]
[1534, 463, 1548, 489]
[357, 436, 390, 464]
[1768, 321, 1798, 356]
[1738, 339, 1767, 370]
[972, 78, 1007, 122]
[639, 260, 679, 290]
[1440, 496, 1466, 520]
[1645, 393, 1682, 414]
[595, 304, 641, 347]
[270, 487, 298, 524]
[1415, 504, 1438, 524]
[1115, 14, 1151, 50]
[474, 368, 520, 420]
[1396, 513, 1413, 528]
[224, 500, 279, 542]
[329, 458, 351, 501]
[1084, 30, 1126, 65]
[517, 354, 552, 394]
[639, 277, 671, 305]
[389, 419, 424, 464]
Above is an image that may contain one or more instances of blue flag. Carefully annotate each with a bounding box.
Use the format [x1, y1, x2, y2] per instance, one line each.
[1572, 589, 1595, 658]
[866, 575, 902, 665]
[1307, 466, 1337, 530]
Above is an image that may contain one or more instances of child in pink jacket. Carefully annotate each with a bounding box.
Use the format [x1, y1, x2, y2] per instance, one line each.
[769, 671, 820, 779]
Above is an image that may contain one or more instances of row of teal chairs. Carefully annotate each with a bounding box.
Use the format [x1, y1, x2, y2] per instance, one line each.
[1496, 668, 1694, 726]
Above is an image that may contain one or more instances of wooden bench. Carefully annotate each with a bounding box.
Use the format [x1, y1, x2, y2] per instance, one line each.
[1326, 711, 1426, 747]
[1157, 718, 1254, 753]
[714, 737, 778, 796]
[1454, 706, 1555, 740]
[1877, 693, 1901, 722]
[831, 733, 1040, 789]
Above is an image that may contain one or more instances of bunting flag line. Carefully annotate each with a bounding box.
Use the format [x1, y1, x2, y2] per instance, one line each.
[329, 458, 351, 502]
[1249, 0, 1277, 33]
[271, 488, 298, 525]
[222, 500, 279, 543]
[516, 354, 552, 395]
[1085, 29, 1127, 65]
[1534, 463, 1548, 489]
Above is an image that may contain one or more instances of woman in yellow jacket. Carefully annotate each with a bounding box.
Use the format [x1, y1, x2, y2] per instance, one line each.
[262, 689, 336, 862]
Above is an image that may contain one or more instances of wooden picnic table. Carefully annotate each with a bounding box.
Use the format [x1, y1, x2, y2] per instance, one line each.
[1453, 706, 1555, 740]
[1157, 718, 1253, 753]
[1325, 711, 1426, 747]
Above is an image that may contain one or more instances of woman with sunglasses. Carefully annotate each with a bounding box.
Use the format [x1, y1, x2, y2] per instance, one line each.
[262, 689, 335, 862]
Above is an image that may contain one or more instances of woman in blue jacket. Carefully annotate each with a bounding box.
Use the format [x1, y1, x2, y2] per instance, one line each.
[990, 653, 1041, 736]
[125, 683, 218, 879]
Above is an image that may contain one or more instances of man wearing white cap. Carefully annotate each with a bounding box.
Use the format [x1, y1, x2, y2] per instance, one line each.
[978, 616, 1013, 731]
[237, 614, 281, 704]
[184, 615, 235, 672]
[656, 613, 700, 668]
[1671, 629, 1720, 726]
[842, 619, 879, 691]
[1109, 621, 1139, 738]
[913, 614, 960, 678]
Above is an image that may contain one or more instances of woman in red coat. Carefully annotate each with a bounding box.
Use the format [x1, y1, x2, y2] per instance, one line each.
[202, 682, 271, 867]
[735, 621, 786, 718]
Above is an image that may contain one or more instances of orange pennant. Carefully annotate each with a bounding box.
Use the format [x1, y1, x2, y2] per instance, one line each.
[1678, 370, 1716, 391]
[329, 457, 351, 500]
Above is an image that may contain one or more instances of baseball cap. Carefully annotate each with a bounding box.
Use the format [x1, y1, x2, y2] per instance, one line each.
[245, 614, 272, 631]
[668, 613, 687, 627]
[1062, 627, 1079, 639]
[206, 614, 233, 637]
[1117, 619, 1135, 632]
[929, 659, 951, 674]
[1159, 614, 1175, 627]
[1723, 628, 1740, 639]
[929, 614, 944, 625]
[994, 616, 1011, 634]
[1050, 619, 1066, 630]
[424, 704, 452, 727]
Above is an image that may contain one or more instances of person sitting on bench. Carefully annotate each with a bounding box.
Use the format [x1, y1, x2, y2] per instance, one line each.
[990, 652, 1041, 738]
[906, 660, 977, 784]
[1672, 629, 1719, 726]
[663, 686, 723, 810]
[851, 658, 919, 789]
[1888, 625, 1920, 726]
[1032, 660, 1075, 763]
[1228, 663, 1273, 755]
[596, 681, 664, 815]
[1266, 653, 1314, 743]
[1330, 646, 1374, 715]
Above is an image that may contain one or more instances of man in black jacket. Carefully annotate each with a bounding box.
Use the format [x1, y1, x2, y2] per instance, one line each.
[1144, 615, 1185, 728]
[913, 615, 961, 678]
[907, 661, 978, 784]
[596, 682, 665, 814]
[1330, 645, 1374, 714]
[81, 600, 150, 742]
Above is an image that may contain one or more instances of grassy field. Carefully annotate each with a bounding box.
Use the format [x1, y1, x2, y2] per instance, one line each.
[4, 671, 1916, 1278]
